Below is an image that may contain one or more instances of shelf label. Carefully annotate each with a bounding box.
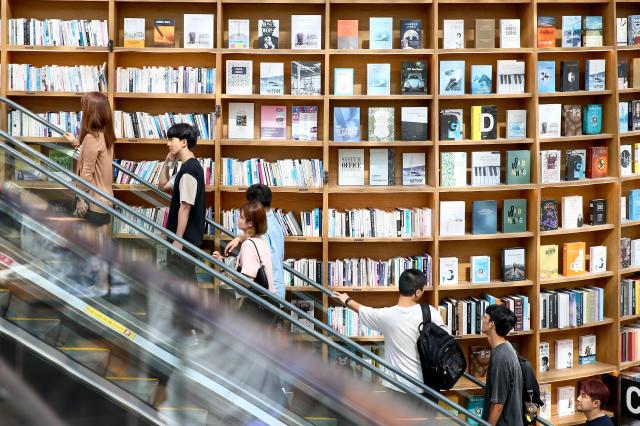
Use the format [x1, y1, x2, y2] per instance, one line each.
[296, 237, 307, 241]
[128, 139, 137, 143]
[353, 238, 364, 242]
[25, 92, 35, 95]
[298, 188, 308, 192]
[75, 93, 84, 96]
[24, 46, 34, 49]
[351, 288, 362, 291]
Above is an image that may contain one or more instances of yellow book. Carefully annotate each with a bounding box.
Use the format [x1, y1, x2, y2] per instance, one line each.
[635, 279, 640, 315]
[635, 143, 640, 174]
[124, 18, 145, 48]
[471, 105, 482, 140]
[539, 244, 558, 279]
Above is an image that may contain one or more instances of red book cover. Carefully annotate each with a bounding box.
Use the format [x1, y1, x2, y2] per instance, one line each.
[586, 146, 608, 178]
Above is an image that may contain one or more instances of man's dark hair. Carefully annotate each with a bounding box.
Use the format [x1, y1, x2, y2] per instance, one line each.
[246, 184, 272, 208]
[167, 123, 198, 150]
[485, 304, 516, 337]
[398, 269, 427, 296]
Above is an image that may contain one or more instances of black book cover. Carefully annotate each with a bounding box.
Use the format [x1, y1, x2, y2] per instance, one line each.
[401, 61, 427, 93]
[481, 105, 497, 139]
[565, 150, 585, 180]
[439, 110, 462, 140]
[589, 199, 607, 225]
[400, 19, 422, 49]
[560, 60, 580, 92]
[632, 100, 640, 131]
[619, 58, 629, 88]
[258, 20, 279, 49]
[401, 120, 428, 141]
[540, 199, 559, 231]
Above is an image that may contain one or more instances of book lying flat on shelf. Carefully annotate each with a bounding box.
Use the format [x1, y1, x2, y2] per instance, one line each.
[401, 107, 428, 141]
[291, 61, 321, 95]
[228, 103, 254, 140]
[184, 14, 214, 48]
[260, 105, 286, 140]
[440, 201, 465, 236]
[292, 15, 322, 49]
[154, 18, 175, 47]
[443, 20, 465, 49]
[124, 18, 145, 48]
[334, 68, 354, 96]
[400, 19, 422, 49]
[228, 19, 249, 49]
[369, 149, 395, 186]
[440, 152, 467, 187]
[226, 60, 252, 95]
[402, 153, 425, 185]
[439, 257, 459, 284]
[292, 106, 318, 141]
[333, 107, 360, 142]
[337, 20, 358, 49]
[338, 149, 364, 186]
[258, 20, 279, 49]
[368, 107, 394, 141]
[503, 199, 526, 233]
[439, 61, 465, 95]
[260, 62, 284, 95]
[370, 17, 393, 49]
[367, 63, 391, 96]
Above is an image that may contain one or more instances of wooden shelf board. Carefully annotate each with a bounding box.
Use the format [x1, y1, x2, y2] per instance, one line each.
[622, 220, 640, 228]
[9, 181, 67, 190]
[439, 231, 533, 241]
[221, 48, 323, 54]
[285, 286, 321, 292]
[221, 94, 323, 100]
[538, 0, 608, 3]
[329, 185, 435, 193]
[454, 329, 533, 340]
[7, 91, 88, 97]
[114, 233, 215, 240]
[439, 93, 532, 100]
[116, 0, 214, 2]
[620, 130, 640, 138]
[18, 137, 67, 143]
[113, 93, 215, 99]
[438, 48, 533, 55]
[331, 0, 431, 3]
[329, 286, 409, 292]
[540, 271, 614, 285]
[438, 279, 534, 291]
[342, 336, 384, 343]
[538, 46, 613, 53]
[113, 47, 215, 54]
[539, 133, 614, 143]
[284, 236, 322, 242]
[621, 360, 640, 369]
[538, 90, 612, 97]
[7, 46, 108, 52]
[622, 266, 640, 275]
[452, 376, 482, 391]
[329, 141, 433, 147]
[622, 174, 640, 182]
[328, 237, 433, 242]
[617, 44, 640, 50]
[539, 177, 618, 188]
[438, 184, 536, 192]
[329, 49, 434, 55]
[539, 361, 617, 384]
[539, 318, 614, 335]
[438, 138, 533, 146]
[220, 186, 323, 193]
[621, 313, 640, 322]
[328, 95, 433, 100]
[618, 88, 640, 94]
[116, 138, 215, 145]
[539, 224, 615, 236]
[221, 139, 323, 147]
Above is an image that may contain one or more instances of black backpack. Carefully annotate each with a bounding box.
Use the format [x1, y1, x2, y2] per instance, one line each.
[417, 304, 467, 390]
[518, 354, 544, 425]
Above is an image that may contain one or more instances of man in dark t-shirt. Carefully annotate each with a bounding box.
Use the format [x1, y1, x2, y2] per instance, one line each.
[577, 379, 614, 426]
[481, 304, 523, 426]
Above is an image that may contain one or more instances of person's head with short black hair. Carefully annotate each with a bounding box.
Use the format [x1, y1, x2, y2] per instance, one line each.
[167, 123, 198, 150]
[483, 304, 516, 337]
[577, 379, 610, 419]
[246, 184, 272, 209]
[398, 269, 427, 298]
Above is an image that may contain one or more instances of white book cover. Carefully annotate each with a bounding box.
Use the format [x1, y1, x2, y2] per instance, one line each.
[539, 383, 552, 419]
[259, 62, 284, 95]
[338, 149, 365, 186]
[402, 152, 426, 185]
[291, 299, 314, 333]
[540, 150, 561, 183]
[539, 342, 550, 372]
[228, 19, 250, 49]
[440, 201, 465, 236]
[589, 246, 607, 272]
[334, 68, 354, 96]
[440, 152, 467, 187]
[500, 19, 520, 48]
[561, 195, 583, 229]
[506, 109, 527, 139]
[557, 386, 575, 416]
[538, 104, 561, 138]
[258, 19, 279, 49]
[622, 196, 628, 222]
[618, 18, 628, 45]
[622, 145, 633, 176]
[578, 334, 596, 364]
[226, 60, 252, 95]
[292, 15, 322, 49]
[496, 60, 525, 94]
[632, 239, 640, 266]
[471, 151, 500, 186]
[184, 14, 214, 48]
[369, 149, 392, 186]
[443, 20, 465, 49]
[367, 63, 391, 96]
[555, 338, 574, 369]
[228, 103, 254, 139]
[439, 257, 458, 284]
[124, 18, 145, 47]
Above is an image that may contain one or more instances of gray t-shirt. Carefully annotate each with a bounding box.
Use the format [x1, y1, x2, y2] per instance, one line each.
[482, 342, 523, 426]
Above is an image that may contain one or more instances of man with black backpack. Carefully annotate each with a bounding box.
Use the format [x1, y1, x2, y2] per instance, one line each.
[333, 269, 447, 402]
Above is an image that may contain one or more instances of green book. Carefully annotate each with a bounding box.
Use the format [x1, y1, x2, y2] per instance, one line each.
[506, 150, 531, 184]
[466, 395, 484, 426]
[48, 148, 74, 181]
[503, 199, 527, 233]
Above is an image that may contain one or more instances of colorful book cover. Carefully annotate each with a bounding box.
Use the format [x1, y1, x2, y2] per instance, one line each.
[630, 15, 640, 45]
[439, 109, 463, 140]
[582, 104, 603, 135]
[369, 17, 393, 49]
[537, 16, 556, 48]
[439, 61, 465, 95]
[466, 395, 484, 426]
[401, 61, 427, 93]
[562, 105, 582, 137]
[621, 101, 630, 133]
[586, 146, 608, 178]
[562, 16, 582, 47]
[471, 65, 492, 95]
[503, 199, 527, 233]
[153, 18, 175, 47]
[124, 18, 145, 48]
[228, 19, 249, 49]
[563, 241, 586, 276]
[469, 346, 491, 377]
[368, 107, 394, 141]
[584, 16, 603, 47]
[333, 107, 360, 142]
[539, 244, 559, 279]
[337, 20, 358, 49]
[502, 247, 525, 282]
[540, 150, 561, 183]
[260, 105, 286, 140]
[537, 61, 556, 93]
[540, 200, 559, 231]
[258, 20, 279, 49]
[292, 106, 318, 141]
[505, 150, 530, 185]
[400, 19, 422, 49]
[367, 63, 391, 95]
[565, 149, 586, 181]
[440, 152, 467, 187]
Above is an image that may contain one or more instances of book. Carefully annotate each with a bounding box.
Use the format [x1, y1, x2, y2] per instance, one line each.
[562, 105, 582, 137]
[292, 15, 322, 49]
[259, 62, 284, 95]
[439, 257, 459, 284]
[505, 150, 530, 185]
[537, 16, 556, 48]
[563, 241, 586, 276]
[621, 144, 633, 176]
[562, 16, 582, 47]
[291, 61, 321, 96]
[633, 100, 640, 130]
[620, 101, 630, 132]
[633, 240, 640, 266]
[471, 151, 500, 186]
[622, 237, 632, 268]
[439, 61, 465, 95]
[334, 68, 354, 96]
[589, 246, 607, 273]
[471, 255, 491, 284]
[333, 107, 360, 142]
[565, 149, 586, 181]
[291, 300, 314, 333]
[538, 104, 561, 138]
[582, 104, 603, 135]
[401, 61, 427, 93]
[225, 60, 252, 95]
[440, 201, 465, 236]
[443, 20, 465, 49]
[228, 103, 254, 139]
[400, 19, 422, 49]
[469, 346, 491, 377]
[472, 200, 497, 235]
[539, 342, 550, 372]
[260, 105, 286, 140]
[496, 60, 525, 94]
[440, 152, 467, 187]
[560, 61, 580, 92]
[475, 19, 495, 49]
[153, 18, 175, 47]
[48, 148, 73, 181]
[228, 19, 249, 49]
[586, 146, 608, 178]
[401, 107, 428, 141]
[337, 20, 358, 49]
[369, 149, 395, 186]
[402, 153, 426, 185]
[338, 149, 364, 186]
[585, 59, 606, 91]
[579, 335, 596, 365]
[583, 16, 603, 47]
[367, 63, 391, 96]
[540, 244, 559, 278]
[506, 110, 526, 139]
[471, 65, 492, 95]
[558, 386, 575, 416]
[619, 58, 630, 89]
[292, 106, 318, 141]
[562, 195, 583, 229]
[540, 200, 559, 231]
[184, 14, 214, 49]
[466, 395, 484, 426]
[439, 109, 463, 140]
[124, 18, 145, 48]
[618, 17, 628, 46]
[500, 19, 520, 48]
[540, 150, 561, 183]
[589, 199, 607, 225]
[368, 107, 394, 141]
[555, 338, 574, 369]
[258, 20, 279, 49]
[539, 384, 552, 420]
[622, 196, 628, 222]
[501, 247, 525, 282]
[471, 105, 497, 140]
[503, 199, 527, 233]
[630, 15, 640, 45]
[369, 17, 393, 49]
[537, 61, 556, 93]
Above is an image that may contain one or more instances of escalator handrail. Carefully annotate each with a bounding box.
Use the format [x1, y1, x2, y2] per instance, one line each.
[0, 131, 485, 426]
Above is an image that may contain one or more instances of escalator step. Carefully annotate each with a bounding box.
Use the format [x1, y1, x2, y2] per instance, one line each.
[159, 407, 208, 426]
[5, 294, 58, 319]
[7, 317, 61, 346]
[106, 377, 160, 405]
[59, 347, 111, 376]
[0, 289, 11, 316]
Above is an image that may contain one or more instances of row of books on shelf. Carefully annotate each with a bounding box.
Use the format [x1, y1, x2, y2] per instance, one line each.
[221, 157, 323, 188]
[619, 101, 640, 133]
[536, 16, 603, 48]
[618, 16, 640, 46]
[440, 150, 530, 188]
[443, 19, 520, 50]
[114, 111, 216, 141]
[439, 248, 525, 285]
[440, 200, 526, 237]
[8, 19, 109, 47]
[328, 306, 381, 337]
[537, 59, 605, 93]
[115, 67, 215, 94]
[228, 61, 321, 96]
[540, 197, 607, 231]
[540, 287, 604, 329]
[540, 148, 608, 184]
[327, 255, 432, 288]
[113, 158, 215, 186]
[124, 15, 214, 49]
[8, 63, 107, 93]
[540, 243, 607, 279]
[8, 110, 81, 137]
[621, 323, 640, 363]
[228, 104, 318, 141]
[621, 278, 640, 317]
[623, 190, 640, 222]
[539, 103, 602, 138]
[338, 150, 425, 186]
[112, 206, 169, 235]
[621, 238, 640, 269]
[221, 208, 322, 238]
[328, 207, 431, 239]
[539, 336, 597, 373]
[440, 60, 525, 96]
[284, 258, 321, 287]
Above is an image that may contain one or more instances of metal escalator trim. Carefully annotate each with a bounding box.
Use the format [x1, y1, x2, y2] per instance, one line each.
[0, 316, 163, 425]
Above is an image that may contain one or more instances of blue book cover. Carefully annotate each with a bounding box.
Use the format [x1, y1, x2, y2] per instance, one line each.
[582, 104, 602, 135]
[620, 102, 630, 133]
[537, 61, 556, 93]
[562, 16, 582, 47]
[585, 59, 605, 91]
[367, 63, 391, 95]
[333, 107, 360, 142]
[472, 200, 497, 234]
[630, 189, 640, 220]
[471, 256, 491, 284]
[439, 61, 465, 95]
[370, 17, 393, 49]
[471, 65, 492, 94]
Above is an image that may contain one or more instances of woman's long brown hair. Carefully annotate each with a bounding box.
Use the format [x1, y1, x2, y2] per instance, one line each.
[79, 91, 115, 149]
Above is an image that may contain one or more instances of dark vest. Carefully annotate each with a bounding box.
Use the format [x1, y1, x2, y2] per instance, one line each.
[166, 158, 206, 247]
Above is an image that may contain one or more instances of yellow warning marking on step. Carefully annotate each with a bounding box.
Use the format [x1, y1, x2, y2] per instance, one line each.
[84, 306, 136, 340]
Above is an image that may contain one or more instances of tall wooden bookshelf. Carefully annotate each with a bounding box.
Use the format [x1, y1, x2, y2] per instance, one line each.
[1, 0, 639, 424]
